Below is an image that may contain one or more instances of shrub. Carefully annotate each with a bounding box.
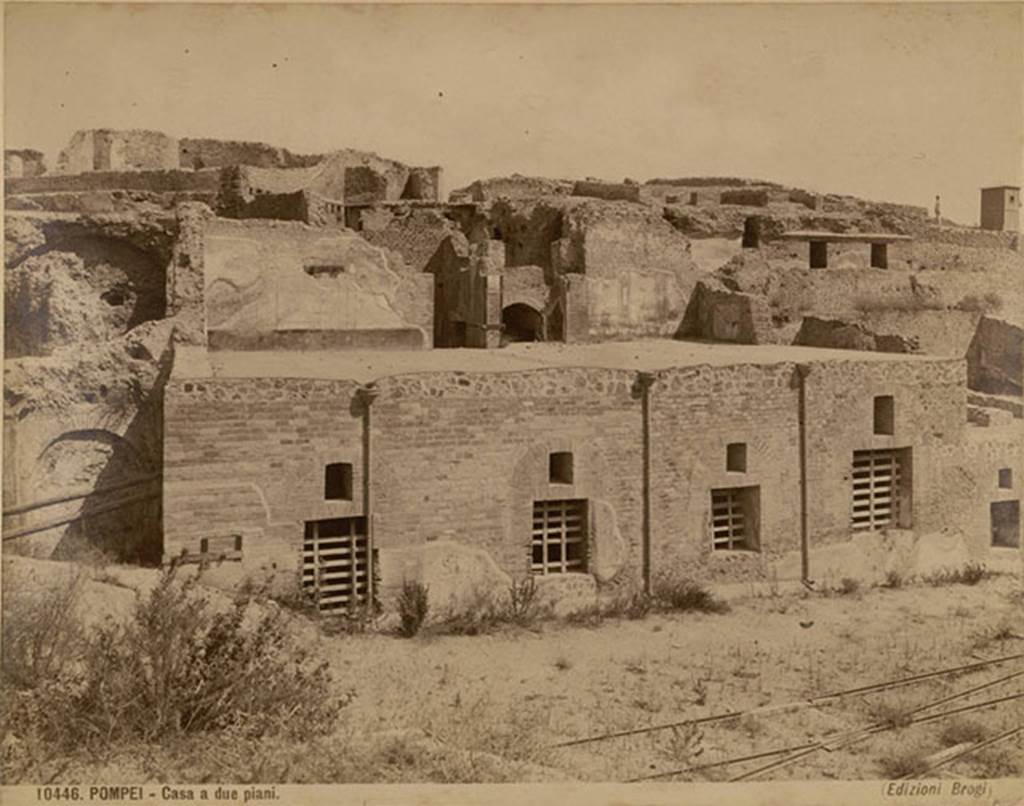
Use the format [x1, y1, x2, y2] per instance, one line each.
[1, 567, 87, 690]
[653, 574, 730, 614]
[2, 565, 345, 762]
[397, 580, 430, 638]
[836, 577, 861, 596]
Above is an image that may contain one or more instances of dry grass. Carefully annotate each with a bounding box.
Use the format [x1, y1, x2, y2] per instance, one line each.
[877, 746, 930, 779]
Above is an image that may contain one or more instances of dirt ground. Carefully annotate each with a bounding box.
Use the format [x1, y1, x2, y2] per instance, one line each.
[328, 573, 1024, 782]
[6, 566, 1022, 784]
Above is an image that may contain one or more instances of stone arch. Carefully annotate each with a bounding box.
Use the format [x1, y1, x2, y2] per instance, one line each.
[502, 303, 543, 343]
[31, 428, 160, 563]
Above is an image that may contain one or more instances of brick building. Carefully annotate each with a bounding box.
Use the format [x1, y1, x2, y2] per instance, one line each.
[163, 340, 1021, 613]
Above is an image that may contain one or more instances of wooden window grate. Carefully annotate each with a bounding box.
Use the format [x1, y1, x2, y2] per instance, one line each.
[531, 499, 587, 574]
[302, 517, 369, 612]
[712, 488, 751, 550]
[851, 449, 902, 532]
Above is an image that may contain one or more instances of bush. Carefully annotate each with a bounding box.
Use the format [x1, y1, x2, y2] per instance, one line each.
[653, 574, 730, 614]
[940, 719, 986, 747]
[1, 568, 87, 690]
[3, 566, 345, 761]
[835, 577, 861, 596]
[922, 563, 993, 587]
[397, 580, 430, 638]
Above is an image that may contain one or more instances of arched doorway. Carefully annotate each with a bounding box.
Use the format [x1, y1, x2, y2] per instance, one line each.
[502, 303, 543, 343]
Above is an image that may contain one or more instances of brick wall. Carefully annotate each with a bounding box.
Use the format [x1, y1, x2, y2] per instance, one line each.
[803, 358, 966, 547]
[163, 377, 365, 578]
[163, 355, 984, 601]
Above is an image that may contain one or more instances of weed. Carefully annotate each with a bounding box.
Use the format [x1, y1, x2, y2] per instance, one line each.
[397, 579, 430, 638]
[877, 747, 929, 779]
[653, 573, 730, 614]
[691, 677, 708, 706]
[867, 699, 915, 730]
[835, 577, 861, 596]
[503, 577, 539, 625]
[553, 655, 572, 671]
[971, 746, 1022, 778]
[940, 719, 987, 747]
[881, 570, 906, 589]
[658, 722, 705, 768]
[922, 563, 993, 587]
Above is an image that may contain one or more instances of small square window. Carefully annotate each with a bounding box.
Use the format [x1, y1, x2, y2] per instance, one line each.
[549, 452, 574, 484]
[873, 395, 895, 435]
[325, 462, 354, 501]
[999, 468, 1013, 489]
[727, 443, 747, 473]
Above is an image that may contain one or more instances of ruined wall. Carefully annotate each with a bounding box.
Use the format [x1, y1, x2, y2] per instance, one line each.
[572, 181, 641, 203]
[6, 170, 221, 196]
[554, 204, 700, 340]
[4, 149, 47, 178]
[676, 280, 775, 344]
[402, 167, 443, 202]
[203, 218, 433, 348]
[966, 317, 1023, 396]
[358, 208, 457, 273]
[177, 138, 316, 170]
[458, 176, 573, 203]
[57, 130, 179, 173]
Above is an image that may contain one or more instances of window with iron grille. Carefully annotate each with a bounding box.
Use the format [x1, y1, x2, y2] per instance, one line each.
[302, 517, 368, 612]
[851, 449, 903, 531]
[532, 499, 587, 574]
[711, 486, 759, 551]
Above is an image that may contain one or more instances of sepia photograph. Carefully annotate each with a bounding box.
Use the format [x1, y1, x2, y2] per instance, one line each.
[1, 2, 1022, 803]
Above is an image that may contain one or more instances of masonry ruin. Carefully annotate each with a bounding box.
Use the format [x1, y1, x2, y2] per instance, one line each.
[3, 128, 1021, 614]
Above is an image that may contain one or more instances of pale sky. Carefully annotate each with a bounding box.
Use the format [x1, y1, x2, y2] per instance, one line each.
[5, 3, 1022, 225]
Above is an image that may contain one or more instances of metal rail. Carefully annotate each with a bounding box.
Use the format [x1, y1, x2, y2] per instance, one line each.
[901, 724, 1024, 779]
[628, 667, 1024, 783]
[2, 474, 160, 517]
[551, 652, 1024, 748]
[2, 491, 160, 542]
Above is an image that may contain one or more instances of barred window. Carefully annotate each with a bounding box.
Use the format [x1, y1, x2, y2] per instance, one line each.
[532, 499, 587, 574]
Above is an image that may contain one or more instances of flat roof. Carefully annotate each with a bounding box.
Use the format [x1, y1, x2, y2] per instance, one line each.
[981, 185, 1020, 191]
[778, 231, 913, 243]
[173, 339, 947, 384]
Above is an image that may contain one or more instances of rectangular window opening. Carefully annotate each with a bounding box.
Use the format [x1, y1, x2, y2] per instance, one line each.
[991, 500, 1020, 548]
[998, 468, 1013, 489]
[303, 517, 369, 612]
[852, 449, 910, 532]
[873, 395, 895, 435]
[532, 499, 588, 575]
[549, 452, 574, 484]
[325, 462, 354, 501]
[726, 443, 747, 473]
[711, 486, 760, 551]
